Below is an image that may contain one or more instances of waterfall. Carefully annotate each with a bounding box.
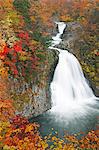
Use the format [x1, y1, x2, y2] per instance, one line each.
[49, 22, 99, 117]
[31, 22, 99, 136]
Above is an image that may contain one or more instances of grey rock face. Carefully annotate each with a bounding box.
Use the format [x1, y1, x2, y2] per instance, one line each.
[61, 22, 83, 56]
[9, 49, 58, 118]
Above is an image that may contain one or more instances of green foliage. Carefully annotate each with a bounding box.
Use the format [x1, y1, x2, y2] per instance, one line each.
[13, 0, 30, 13]
[13, 0, 31, 25]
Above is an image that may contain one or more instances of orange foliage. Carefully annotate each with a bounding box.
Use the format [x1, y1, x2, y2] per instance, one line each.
[0, 115, 48, 150]
[0, 100, 15, 121]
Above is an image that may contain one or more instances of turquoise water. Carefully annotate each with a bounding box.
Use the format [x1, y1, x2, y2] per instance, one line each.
[30, 100, 99, 138]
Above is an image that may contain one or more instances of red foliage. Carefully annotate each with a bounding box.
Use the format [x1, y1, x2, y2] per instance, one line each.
[18, 32, 29, 40]
[0, 45, 10, 56]
[11, 115, 29, 127]
[13, 69, 18, 75]
[13, 41, 22, 52]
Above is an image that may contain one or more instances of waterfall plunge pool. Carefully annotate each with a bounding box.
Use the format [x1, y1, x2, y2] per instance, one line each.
[30, 102, 99, 139]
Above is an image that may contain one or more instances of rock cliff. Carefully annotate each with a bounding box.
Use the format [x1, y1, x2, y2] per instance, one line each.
[8, 49, 58, 118]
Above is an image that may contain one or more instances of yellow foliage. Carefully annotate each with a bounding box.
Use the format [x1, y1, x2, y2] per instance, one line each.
[19, 52, 30, 61]
[30, 40, 40, 46]
[0, 67, 8, 78]
[25, 124, 33, 133]
[0, 38, 6, 52]
[60, 15, 73, 22]
[30, 16, 36, 22]
[63, 144, 75, 150]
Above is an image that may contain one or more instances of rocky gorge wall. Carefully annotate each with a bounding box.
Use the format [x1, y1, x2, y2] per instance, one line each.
[7, 49, 58, 118]
[57, 21, 99, 96]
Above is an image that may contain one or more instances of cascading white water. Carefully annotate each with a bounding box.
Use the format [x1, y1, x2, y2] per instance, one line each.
[51, 22, 66, 46]
[49, 22, 99, 117]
